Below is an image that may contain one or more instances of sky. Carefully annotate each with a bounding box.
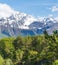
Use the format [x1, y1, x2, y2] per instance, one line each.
[0, 0, 58, 17]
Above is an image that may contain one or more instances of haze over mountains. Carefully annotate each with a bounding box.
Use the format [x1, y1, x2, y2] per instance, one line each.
[0, 3, 58, 37]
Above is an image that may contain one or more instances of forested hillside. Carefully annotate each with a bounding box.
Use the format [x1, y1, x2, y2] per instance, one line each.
[0, 30, 58, 65]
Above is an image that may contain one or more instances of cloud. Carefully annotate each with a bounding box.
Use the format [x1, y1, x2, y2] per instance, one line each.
[49, 6, 58, 12]
[0, 3, 16, 18]
[48, 14, 53, 17]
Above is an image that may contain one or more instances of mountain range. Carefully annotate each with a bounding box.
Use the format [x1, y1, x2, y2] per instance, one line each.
[0, 4, 58, 37]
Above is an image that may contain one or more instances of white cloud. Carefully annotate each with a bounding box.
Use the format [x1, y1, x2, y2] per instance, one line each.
[48, 14, 53, 17]
[0, 3, 16, 18]
[49, 6, 58, 12]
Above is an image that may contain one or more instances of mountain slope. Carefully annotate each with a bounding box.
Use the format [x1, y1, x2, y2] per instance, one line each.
[0, 33, 8, 38]
[0, 3, 58, 37]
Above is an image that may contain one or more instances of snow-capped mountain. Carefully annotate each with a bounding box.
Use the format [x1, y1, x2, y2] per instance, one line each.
[0, 13, 58, 37]
[0, 3, 58, 37]
[0, 11, 38, 36]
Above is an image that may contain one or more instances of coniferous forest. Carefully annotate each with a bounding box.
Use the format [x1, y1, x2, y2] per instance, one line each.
[0, 31, 58, 65]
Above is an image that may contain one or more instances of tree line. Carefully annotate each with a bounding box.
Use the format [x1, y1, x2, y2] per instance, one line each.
[0, 30, 58, 65]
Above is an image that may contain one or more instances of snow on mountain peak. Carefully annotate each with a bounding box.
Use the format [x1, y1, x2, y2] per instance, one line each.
[38, 17, 45, 22]
[24, 15, 37, 26]
[0, 3, 58, 30]
[54, 17, 58, 22]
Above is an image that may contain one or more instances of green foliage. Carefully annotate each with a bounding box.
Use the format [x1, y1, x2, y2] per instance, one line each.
[53, 60, 58, 65]
[0, 31, 58, 65]
[13, 36, 25, 50]
[0, 37, 15, 58]
[53, 30, 58, 35]
[0, 55, 4, 65]
[15, 49, 24, 62]
[4, 58, 14, 65]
